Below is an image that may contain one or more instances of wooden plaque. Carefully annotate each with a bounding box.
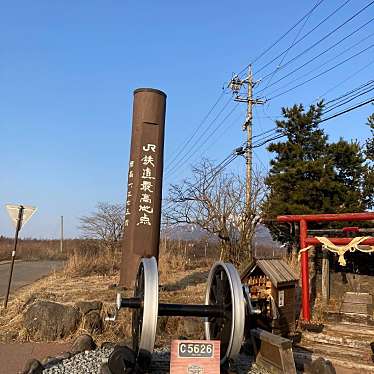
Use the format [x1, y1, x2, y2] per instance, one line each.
[170, 340, 220, 374]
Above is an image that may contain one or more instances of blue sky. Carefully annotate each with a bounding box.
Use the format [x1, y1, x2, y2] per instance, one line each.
[1, 1, 373, 238]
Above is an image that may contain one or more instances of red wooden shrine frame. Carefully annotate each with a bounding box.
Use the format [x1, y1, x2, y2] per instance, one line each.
[277, 212, 374, 322]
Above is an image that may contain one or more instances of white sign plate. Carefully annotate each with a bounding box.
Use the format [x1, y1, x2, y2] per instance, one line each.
[278, 290, 285, 307]
[5, 204, 37, 229]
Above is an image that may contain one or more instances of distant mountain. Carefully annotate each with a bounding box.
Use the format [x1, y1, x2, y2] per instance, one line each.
[162, 224, 209, 242]
[162, 223, 281, 249]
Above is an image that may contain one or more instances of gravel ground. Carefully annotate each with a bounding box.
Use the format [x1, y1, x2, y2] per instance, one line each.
[42, 347, 270, 373]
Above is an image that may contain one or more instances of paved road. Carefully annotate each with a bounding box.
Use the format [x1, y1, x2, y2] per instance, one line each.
[0, 260, 63, 299]
[0, 342, 71, 374]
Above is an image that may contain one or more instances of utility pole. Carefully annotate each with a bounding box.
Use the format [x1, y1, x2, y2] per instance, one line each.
[245, 67, 253, 211]
[229, 66, 266, 260]
[60, 215, 64, 253]
[229, 65, 266, 211]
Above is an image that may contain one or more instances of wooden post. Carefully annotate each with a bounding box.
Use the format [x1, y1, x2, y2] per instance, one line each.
[299, 219, 310, 321]
[119, 88, 167, 288]
[322, 248, 330, 303]
[4, 206, 24, 308]
[60, 215, 64, 253]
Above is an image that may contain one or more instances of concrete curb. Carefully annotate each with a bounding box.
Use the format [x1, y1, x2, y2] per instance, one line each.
[0, 259, 23, 266]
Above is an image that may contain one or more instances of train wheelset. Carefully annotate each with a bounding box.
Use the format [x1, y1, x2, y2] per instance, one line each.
[109, 257, 256, 372]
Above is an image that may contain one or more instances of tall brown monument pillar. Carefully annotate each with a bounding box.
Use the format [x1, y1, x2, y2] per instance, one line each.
[120, 88, 167, 288]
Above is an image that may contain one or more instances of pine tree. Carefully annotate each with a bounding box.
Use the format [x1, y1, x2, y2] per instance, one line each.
[328, 139, 367, 212]
[264, 102, 369, 244]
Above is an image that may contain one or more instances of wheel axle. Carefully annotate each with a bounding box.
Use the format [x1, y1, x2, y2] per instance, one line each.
[114, 257, 248, 366]
[120, 297, 228, 318]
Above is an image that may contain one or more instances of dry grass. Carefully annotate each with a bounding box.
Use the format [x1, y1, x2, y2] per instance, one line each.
[0, 242, 215, 347]
[0, 271, 121, 344]
[63, 251, 119, 277]
[0, 237, 86, 262]
[0, 239, 287, 347]
[63, 240, 120, 277]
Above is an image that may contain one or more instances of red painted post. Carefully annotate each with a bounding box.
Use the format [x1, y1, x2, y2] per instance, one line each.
[276, 212, 374, 322]
[277, 212, 374, 222]
[299, 219, 310, 321]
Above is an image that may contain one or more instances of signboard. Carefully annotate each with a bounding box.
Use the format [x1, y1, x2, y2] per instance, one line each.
[170, 340, 220, 374]
[6, 204, 37, 229]
[278, 290, 285, 307]
[3, 203, 37, 308]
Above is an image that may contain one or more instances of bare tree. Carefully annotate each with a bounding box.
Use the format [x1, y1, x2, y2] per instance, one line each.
[164, 159, 267, 266]
[79, 202, 125, 251]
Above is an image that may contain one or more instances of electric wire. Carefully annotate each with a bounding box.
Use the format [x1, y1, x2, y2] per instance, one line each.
[249, 0, 354, 77]
[237, 0, 327, 76]
[252, 133, 285, 148]
[257, 3, 374, 81]
[164, 97, 232, 174]
[318, 97, 374, 123]
[232, 85, 374, 154]
[257, 20, 374, 95]
[253, 150, 269, 172]
[162, 148, 241, 211]
[318, 96, 374, 123]
[165, 91, 226, 171]
[325, 84, 374, 111]
[324, 79, 374, 106]
[261, 6, 314, 91]
[165, 101, 239, 179]
[261, 32, 374, 98]
[163, 95, 374, 212]
[262, 33, 374, 96]
[165, 101, 238, 179]
[267, 42, 374, 101]
[167, 1, 373, 190]
[324, 84, 374, 113]
[316, 59, 374, 99]
[191, 0, 374, 182]
[200, 107, 244, 157]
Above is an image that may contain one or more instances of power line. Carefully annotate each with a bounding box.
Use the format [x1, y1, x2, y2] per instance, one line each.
[324, 79, 374, 106]
[236, 88, 374, 151]
[165, 91, 226, 171]
[164, 97, 232, 174]
[263, 32, 374, 99]
[253, 133, 285, 148]
[165, 101, 239, 179]
[203, 154, 240, 189]
[252, 129, 279, 144]
[165, 102, 238, 179]
[316, 59, 374, 99]
[258, 3, 374, 81]
[253, 150, 268, 172]
[164, 97, 374, 212]
[252, 0, 353, 77]
[257, 19, 374, 95]
[162, 147, 242, 211]
[324, 84, 374, 114]
[237, 0, 327, 76]
[267, 42, 374, 101]
[319, 96, 374, 123]
[200, 107, 244, 157]
[261, 6, 315, 91]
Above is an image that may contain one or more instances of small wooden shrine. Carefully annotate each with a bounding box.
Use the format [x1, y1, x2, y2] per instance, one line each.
[241, 259, 299, 337]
